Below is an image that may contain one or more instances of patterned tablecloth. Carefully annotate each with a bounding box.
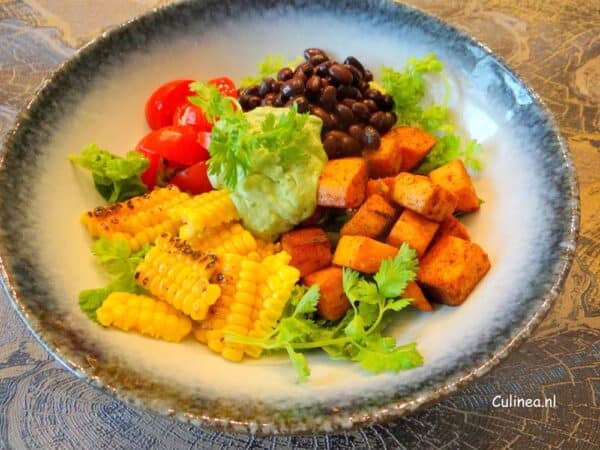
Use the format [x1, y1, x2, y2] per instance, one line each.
[0, 1, 598, 448]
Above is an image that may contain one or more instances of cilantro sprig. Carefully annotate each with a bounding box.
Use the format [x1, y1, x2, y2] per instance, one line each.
[226, 243, 423, 382]
[380, 54, 484, 174]
[240, 53, 304, 88]
[78, 238, 149, 322]
[188, 82, 311, 190]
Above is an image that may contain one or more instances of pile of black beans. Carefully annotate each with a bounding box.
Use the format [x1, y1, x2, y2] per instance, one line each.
[238, 48, 396, 158]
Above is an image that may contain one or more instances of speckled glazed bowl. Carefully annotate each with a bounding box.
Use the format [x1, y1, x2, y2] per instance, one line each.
[0, 0, 578, 435]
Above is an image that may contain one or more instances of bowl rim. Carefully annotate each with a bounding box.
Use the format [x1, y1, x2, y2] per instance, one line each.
[0, 0, 580, 435]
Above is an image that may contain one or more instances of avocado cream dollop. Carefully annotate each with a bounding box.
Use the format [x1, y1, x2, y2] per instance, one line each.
[209, 107, 327, 240]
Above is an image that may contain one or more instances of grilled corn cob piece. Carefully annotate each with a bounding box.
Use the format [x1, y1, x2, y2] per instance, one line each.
[245, 253, 299, 358]
[171, 189, 239, 239]
[135, 233, 220, 321]
[189, 223, 257, 256]
[196, 251, 299, 362]
[81, 186, 190, 250]
[194, 253, 244, 352]
[96, 292, 192, 342]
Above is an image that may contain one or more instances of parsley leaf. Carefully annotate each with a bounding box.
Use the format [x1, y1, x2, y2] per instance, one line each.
[78, 238, 149, 322]
[240, 53, 304, 88]
[70, 144, 149, 203]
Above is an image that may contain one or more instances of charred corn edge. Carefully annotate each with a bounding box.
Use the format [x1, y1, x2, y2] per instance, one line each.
[96, 292, 192, 342]
[135, 233, 220, 321]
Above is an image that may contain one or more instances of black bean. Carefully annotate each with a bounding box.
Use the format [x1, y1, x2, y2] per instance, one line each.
[345, 64, 363, 85]
[304, 48, 328, 60]
[295, 61, 314, 78]
[274, 93, 286, 107]
[328, 63, 353, 85]
[358, 80, 370, 92]
[277, 67, 293, 81]
[306, 75, 321, 97]
[239, 95, 250, 110]
[309, 54, 327, 66]
[320, 77, 331, 89]
[319, 85, 337, 112]
[310, 106, 336, 132]
[348, 124, 365, 142]
[247, 95, 262, 110]
[351, 102, 371, 122]
[337, 85, 362, 100]
[362, 126, 380, 150]
[293, 71, 307, 84]
[242, 86, 260, 97]
[335, 103, 354, 128]
[258, 77, 274, 97]
[363, 99, 378, 112]
[341, 98, 357, 108]
[364, 69, 374, 82]
[281, 78, 305, 98]
[323, 131, 345, 158]
[365, 89, 383, 104]
[344, 56, 365, 74]
[370, 111, 394, 134]
[316, 61, 333, 77]
[272, 81, 283, 93]
[287, 96, 310, 113]
[381, 112, 397, 132]
[340, 133, 362, 156]
[379, 94, 394, 111]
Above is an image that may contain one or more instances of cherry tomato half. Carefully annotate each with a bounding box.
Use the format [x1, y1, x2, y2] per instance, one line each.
[136, 148, 162, 190]
[145, 79, 194, 130]
[136, 125, 209, 166]
[170, 161, 213, 195]
[209, 76, 238, 98]
[172, 103, 212, 132]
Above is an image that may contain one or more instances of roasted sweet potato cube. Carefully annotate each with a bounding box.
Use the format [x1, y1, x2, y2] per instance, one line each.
[366, 177, 395, 202]
[317, 157, 368, 208]
[363, 134, 403, 178]
[341, 194, 397, 239]
[333, 235, 398, 274]
[429, 160, 480, 213]
[392, 172, 457, 222]
[386, 209, 439, 257]
[417, 236, 490, 306]
[432, 215, 470, 246]
[393, 126, 437, 171]
[281, 227, 332, 277]
[403, 281, 433, 312]
[304, 267, 350, 321]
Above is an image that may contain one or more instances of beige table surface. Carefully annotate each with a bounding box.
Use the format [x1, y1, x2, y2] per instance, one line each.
[0, 0, 598, 448]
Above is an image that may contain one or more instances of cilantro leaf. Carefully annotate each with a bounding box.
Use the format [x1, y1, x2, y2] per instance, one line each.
[78, 238, 149, 322]
[344, 314, 366, 340]
[286, 345, 310, 382]
[70, 144, 149, 203]
[386, 299, 412, 312]
[292, 284, 320, 317]
[374, 243, 419, 298]
[354, 337, 423, 373]
[240, 53, 304, 88]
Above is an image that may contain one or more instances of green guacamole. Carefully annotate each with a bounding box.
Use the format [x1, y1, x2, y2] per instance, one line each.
[209, 107, 327, 240]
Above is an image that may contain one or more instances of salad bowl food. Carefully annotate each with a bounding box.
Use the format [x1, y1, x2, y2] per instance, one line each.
[0, 0, 578, 435]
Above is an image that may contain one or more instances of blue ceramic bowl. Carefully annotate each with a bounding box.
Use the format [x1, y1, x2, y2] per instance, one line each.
[0, 0, 578, 435]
